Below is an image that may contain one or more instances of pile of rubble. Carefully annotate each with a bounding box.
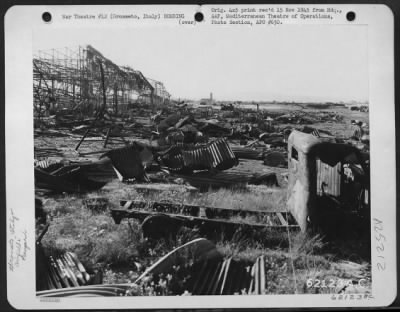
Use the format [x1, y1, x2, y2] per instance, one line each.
[275, 111, 343, 124]
[34, 104, 370, 194]
[37, 238, 286, 296]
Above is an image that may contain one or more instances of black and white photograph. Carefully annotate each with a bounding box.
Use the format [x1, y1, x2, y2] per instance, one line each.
[5, 4, 396, 308]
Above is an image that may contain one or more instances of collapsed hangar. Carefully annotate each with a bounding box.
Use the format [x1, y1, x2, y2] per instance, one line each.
[33, 45, 170, 116]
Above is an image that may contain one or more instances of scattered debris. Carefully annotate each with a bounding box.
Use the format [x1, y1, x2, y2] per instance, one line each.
[35, 166, 106, 194]
[33, 43, 372, 298]
[37, 239, 272, 296]
[136, 240, 276, 295]
[100, 142, 153, 182]
[172, 170, 278, 190]
[158, 138, 238, 173]
[275, 111, 343, 125]
[231, 146, 264, 160]
[111, 200, 298, 241]
[36, 224, 102, 291]
[135, 238, 222, 283]
[36, 249, 97, 291]
[187, 255, 268, 295]
[132, 183, 199, 195]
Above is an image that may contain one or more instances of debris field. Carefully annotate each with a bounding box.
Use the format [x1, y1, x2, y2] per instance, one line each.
[34, 45, 371, 296]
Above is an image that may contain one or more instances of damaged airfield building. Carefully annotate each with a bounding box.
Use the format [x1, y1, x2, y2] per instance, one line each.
[33, 45, 170, 117]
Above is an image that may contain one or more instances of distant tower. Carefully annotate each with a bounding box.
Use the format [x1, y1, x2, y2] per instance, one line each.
[210, 92, 213, 102]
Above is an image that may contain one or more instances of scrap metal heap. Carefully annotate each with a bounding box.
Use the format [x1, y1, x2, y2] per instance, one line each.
[111, 199, 299, 243]
[132, 238, 275, 296]
[34, 45, 371, 296]
[36, 200, 103, 292]
[37, 238, 283, 296]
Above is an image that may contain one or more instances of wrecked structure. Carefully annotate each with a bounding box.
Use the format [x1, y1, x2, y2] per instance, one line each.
[33, 45, 170, 118]
[33, 44, 372, 297]
[157, 138, 238, 173]
[111, 200, 299, 242]
[37, 238, 283, 296]
[287, 131, 370, 235]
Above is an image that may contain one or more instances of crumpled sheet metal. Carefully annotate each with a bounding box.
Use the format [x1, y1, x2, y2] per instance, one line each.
[230, 146, 264, 160]
[134, 238, 270, 295]
[188, 255, 267, 295]
[100, 142, 152, 182]
[34, 166, 106, 194]
[135, 238, 222, 284]
[159, 138, 238, 172]
[173, 170, 278, 190]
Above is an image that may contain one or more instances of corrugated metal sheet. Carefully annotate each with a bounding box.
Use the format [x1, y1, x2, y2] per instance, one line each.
[37, 255, 273, 296]
[38, 245, 274, 296]
[160, 138, 238, 172]
[34, 159, 63, 171]
[37, 247, 95, 291]
[178, 255, 268, 295]
[316, 159, 341, 197]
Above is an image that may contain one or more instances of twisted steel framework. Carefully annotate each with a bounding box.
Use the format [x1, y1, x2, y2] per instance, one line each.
[33, 45, 170, 116]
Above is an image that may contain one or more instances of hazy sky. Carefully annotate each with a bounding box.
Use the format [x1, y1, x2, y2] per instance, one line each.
[34, 25, 368, 102]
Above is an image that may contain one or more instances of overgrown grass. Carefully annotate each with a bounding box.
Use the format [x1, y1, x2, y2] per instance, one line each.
[214, 230, 370, 294]
[42, 194, 147, 268]
[39, 182, 370, 295]
[185, 186, 286, 211]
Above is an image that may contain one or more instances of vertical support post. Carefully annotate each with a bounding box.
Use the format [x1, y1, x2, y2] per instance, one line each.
[150, 89, 155, 113]
[99, 60, 107, 116]
[114, 85, 118, 114]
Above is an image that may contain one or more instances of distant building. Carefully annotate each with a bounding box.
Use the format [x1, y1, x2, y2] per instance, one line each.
[200, 92, 215, 106]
